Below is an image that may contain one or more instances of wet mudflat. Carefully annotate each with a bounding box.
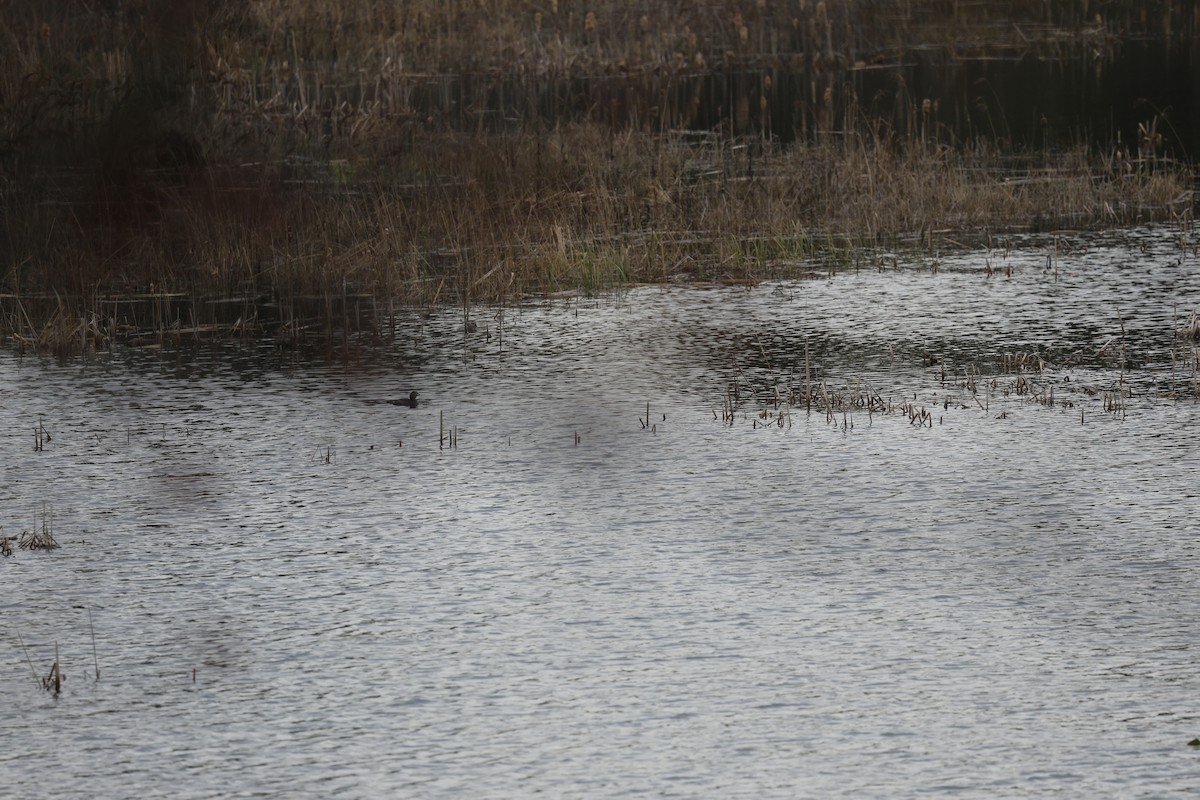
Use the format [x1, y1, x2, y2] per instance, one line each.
[3, 224, 1200, 798]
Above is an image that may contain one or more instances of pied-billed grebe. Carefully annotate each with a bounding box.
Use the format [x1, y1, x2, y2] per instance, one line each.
[386, 390, 420, 408]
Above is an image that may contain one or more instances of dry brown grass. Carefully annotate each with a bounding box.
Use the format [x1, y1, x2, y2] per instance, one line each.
[1, 123, 1191, 347]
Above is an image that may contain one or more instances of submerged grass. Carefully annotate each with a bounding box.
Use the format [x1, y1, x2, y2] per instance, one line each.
[0, 1, 1196, 348]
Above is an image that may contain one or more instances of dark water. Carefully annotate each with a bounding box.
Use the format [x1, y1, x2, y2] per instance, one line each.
[423, 39, 1200, 157]
[3, 223, 1200, 798]
[659, 40, 1200, 154]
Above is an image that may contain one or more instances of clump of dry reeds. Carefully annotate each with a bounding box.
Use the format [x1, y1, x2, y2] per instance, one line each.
[18, 527, 59, 550]
[19, 504, 60, 551]
[1178, 311, 1200, 340]
[42, 649, 63, 694]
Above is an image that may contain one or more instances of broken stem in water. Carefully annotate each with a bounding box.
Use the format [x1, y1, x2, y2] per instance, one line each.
[88, 607, 100, 681]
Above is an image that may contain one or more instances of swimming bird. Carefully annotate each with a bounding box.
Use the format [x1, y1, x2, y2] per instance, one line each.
[386, 391, 420, 408]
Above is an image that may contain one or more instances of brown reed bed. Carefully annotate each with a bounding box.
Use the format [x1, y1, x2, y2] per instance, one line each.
[1, 1, 1196, 350]
[5, 129, 1188, 337]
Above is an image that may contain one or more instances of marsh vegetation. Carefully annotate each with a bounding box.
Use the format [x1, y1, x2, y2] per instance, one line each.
[1, 1, 1195, 350]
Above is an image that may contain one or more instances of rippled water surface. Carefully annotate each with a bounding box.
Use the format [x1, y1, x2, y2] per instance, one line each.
[4, 225, 1200, 798]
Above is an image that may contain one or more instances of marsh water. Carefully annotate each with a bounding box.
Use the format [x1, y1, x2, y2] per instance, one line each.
[4, 224, 1200, 798]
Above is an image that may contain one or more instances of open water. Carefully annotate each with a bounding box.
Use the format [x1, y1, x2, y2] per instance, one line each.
[3, 224, 1200, 798]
